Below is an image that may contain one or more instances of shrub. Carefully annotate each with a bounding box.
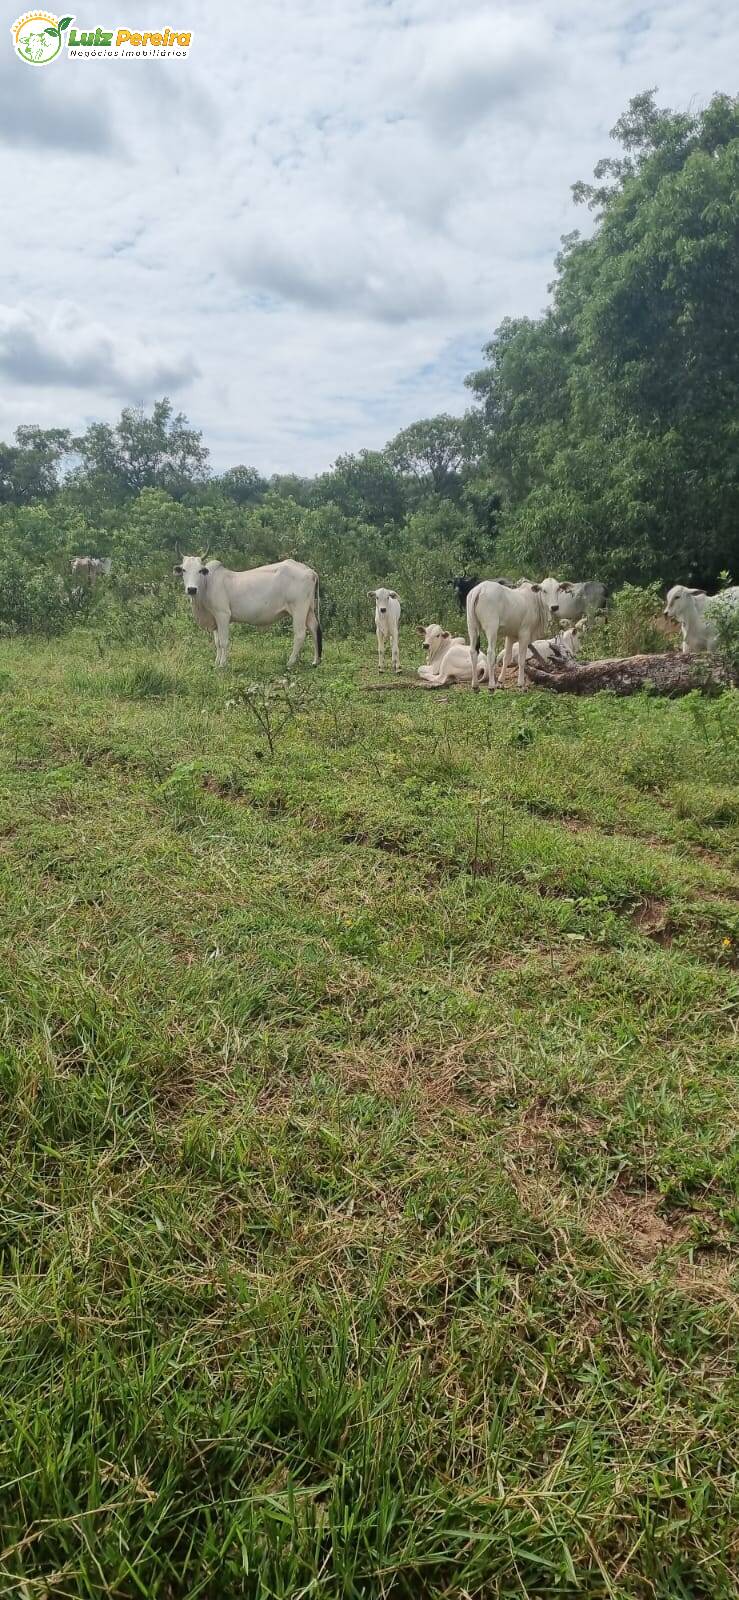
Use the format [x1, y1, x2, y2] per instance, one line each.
[706, 588, 739, 682]
[585, 582, 672, 659]
[0, 559, 90, 637]
[87, 576, 180, 646]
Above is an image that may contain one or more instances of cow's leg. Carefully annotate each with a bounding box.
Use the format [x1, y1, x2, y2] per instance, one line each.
[377, 629, 385, 672]
[212, 629, 220, 665]
[307, 605, 322, 666]
[214, 614, 230, 668]
[287, 616, 307, 669]
[487, 628, 499, 690]
[500, 636, 514, 680]
[391, 626, 400, 673]
[516, 635, 530, 688]
[469, 617, 480, 691]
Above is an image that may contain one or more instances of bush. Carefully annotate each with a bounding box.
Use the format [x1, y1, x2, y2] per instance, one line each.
[0, 559, 90, 636]
[585, 582, 673, 659]
[86, 575, 181, 646]
[706, 589, 739, 682]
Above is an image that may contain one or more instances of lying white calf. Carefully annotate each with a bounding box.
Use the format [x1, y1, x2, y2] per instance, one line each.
[497, 618, 587, 668]
[417, 624, 488, 686]
[370, 587, 401, 672]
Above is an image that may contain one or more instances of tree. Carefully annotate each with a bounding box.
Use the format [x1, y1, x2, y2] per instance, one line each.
[72, 399, 209, 502]
[467, 91, 739, 586]
[312, 450, 406, 526]
[0, 426, 72, 504]
[216, 465, 267, 506]
[385, 414, 472, 497]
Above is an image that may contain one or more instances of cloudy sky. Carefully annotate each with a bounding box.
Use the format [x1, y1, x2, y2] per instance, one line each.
[2, 0, 735, 473]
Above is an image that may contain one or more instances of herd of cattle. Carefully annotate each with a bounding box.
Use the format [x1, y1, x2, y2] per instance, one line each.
[74, 552, 738, 684]
[371, 572, 738, 688]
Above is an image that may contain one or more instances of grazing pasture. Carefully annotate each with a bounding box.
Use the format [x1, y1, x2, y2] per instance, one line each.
[0, 626, 737, 1599]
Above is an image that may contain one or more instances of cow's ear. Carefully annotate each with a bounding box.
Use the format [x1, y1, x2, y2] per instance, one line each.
[689, 587, 705, 595]
[388, 591, 399, 600]
[368, 589, 377, 599]
[416, 626, 426, 638]
[560, 582, 574, 592]
[172, 564, 184, 574]
[530, 582, 542, 592]
[442, 630, 451, 639]
[199, 566, 209, 577]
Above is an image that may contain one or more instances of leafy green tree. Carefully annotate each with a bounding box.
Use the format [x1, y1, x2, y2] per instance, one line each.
[72, 399, 209, 503]
[468, 91, 739, 586]
[385, 414, 471, 498]
[0, 426, 72, 504]
[312, 451, 406, 526]
[216, 465, 267, 506]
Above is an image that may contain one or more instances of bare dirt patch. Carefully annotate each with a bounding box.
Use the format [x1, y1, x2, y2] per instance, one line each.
[587, 1187, 690, 1263]
[631, 894, 674, 944]
[307, 1031, 502, 1111]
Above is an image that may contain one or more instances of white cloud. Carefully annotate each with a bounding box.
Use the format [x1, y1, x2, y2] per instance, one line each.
[1, 0, 736, 470]
[408, 12, 556, 137]
[0, 304, 197, 394]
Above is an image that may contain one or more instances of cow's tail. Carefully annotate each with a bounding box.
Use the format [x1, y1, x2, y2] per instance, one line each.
[466, 585, 480, 655]
[466, 585, 482, 688]
[312, 570, 323, 662]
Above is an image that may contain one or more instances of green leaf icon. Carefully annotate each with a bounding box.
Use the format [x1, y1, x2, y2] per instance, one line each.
[44, 25, 59, 34]
[59, 15, 74, 27]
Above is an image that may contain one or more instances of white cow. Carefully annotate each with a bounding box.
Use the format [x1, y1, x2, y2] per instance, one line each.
[664, 584, 739, 655]
[467, 581, 553, 690]
[540, 577, 607, 622]
[71, 556, 110, 586]
[417, 625, 488, 686]
[369, 587, 401, 672]
[497, 618, 587, 669]
[174, 555, 321, 669]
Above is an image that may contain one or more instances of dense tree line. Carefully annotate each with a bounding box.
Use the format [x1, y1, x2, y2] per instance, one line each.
[1, 92, 737, 636]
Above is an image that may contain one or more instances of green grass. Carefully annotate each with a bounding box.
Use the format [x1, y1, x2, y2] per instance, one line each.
[0, 624, 737, 1598]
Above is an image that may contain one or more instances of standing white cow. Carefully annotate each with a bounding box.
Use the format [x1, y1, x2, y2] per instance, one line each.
[369, 588, 401, 673]
[664, 584, 739, 655]
[467, 581, 553, 690]
[174, 555, 322, 669]
[540, 577, 607, 622]
[417, 625, 488, 686]
[72, 556, 110, 586]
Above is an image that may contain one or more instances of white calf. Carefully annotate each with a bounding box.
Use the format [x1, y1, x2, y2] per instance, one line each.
[468, 581, 553, 690]
[417, 625, 487, 686]
[370, 588, 401, 672]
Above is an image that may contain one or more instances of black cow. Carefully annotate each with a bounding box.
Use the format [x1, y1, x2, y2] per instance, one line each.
[448, 575, 516, 612]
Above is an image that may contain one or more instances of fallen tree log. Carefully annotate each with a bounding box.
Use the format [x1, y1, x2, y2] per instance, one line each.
[525, 652, 733, 697]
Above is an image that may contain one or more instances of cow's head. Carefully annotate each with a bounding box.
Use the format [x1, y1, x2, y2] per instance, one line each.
[664, 584, 704, 620]
[369, 587, 399, 617]
[417, 623, 453, 664]
[173, 554, 210, 597]
[417, 623, 447, 651]
[547, 580, 578, 619]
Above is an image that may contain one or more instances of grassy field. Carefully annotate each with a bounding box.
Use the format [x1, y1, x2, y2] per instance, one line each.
[0, 622, 737, 1599]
